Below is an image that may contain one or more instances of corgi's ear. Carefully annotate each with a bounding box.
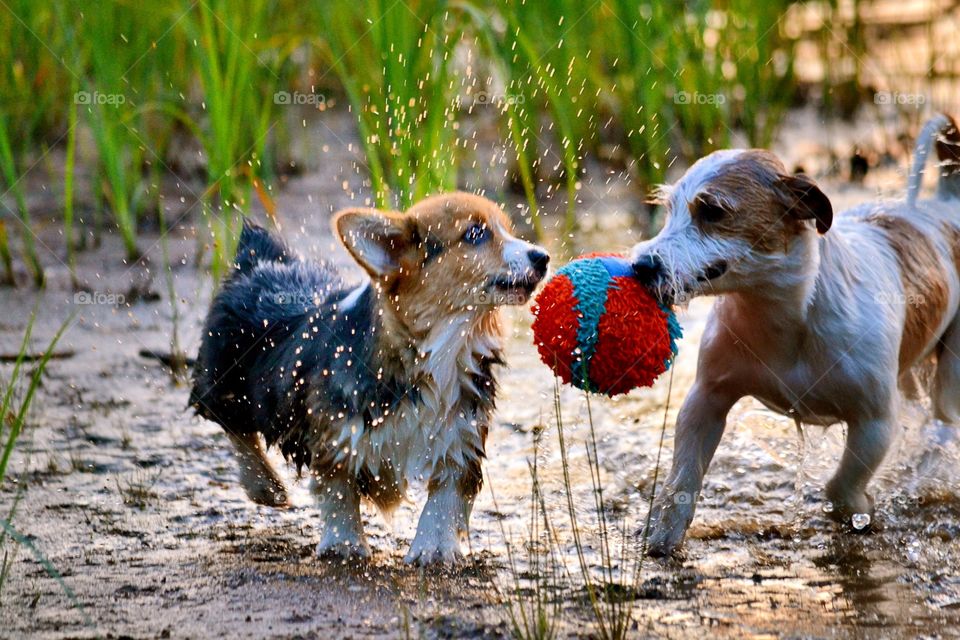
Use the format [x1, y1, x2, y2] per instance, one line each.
[334, 208, 412, 277]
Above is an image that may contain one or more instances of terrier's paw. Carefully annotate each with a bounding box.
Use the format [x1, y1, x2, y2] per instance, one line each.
[825, 483, 874, 531]
[640, 522, 686, 558]
[403, 530, 463, 566]
[316, 532, 370, 561]
[638, 496, 693, 557]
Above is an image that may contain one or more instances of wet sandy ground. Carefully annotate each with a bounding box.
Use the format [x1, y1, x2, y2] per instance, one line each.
[3, 108, 960, 638]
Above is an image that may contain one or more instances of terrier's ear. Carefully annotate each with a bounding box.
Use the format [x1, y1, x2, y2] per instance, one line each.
[779, 172, 833, 234]
[334, 208, 412, 277]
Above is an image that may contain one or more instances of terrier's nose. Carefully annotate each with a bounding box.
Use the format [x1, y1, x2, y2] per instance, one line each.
[528, 249, 550, 276]
[632, 254, 663, 285]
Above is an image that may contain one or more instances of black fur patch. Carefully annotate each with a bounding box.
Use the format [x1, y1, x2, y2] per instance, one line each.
[191, 224, 417, 473]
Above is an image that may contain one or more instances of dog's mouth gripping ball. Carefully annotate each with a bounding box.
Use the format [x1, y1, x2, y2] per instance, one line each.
[531, 254, 682, 396]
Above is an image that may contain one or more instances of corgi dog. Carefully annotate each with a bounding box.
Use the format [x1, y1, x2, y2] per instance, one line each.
[190, 192, 549, 564]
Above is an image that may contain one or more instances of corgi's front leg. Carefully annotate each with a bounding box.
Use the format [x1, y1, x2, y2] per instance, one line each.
[404, 461, 480, 566]
[313, 468, 370, 559]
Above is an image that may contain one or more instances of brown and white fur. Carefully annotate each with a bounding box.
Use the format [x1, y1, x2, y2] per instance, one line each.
[630, 114, 960, 556]
[190, 192, 549, 564]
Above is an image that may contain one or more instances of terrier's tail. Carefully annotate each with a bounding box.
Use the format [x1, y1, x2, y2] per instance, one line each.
[907, 113, 960, 207]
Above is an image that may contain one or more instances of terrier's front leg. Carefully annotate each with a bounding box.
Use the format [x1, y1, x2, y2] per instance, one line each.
[313, 469, 370, 559]
[825, 414, 894, 527]
[405, 462, 480, 566]
[643, 381, 737, 557]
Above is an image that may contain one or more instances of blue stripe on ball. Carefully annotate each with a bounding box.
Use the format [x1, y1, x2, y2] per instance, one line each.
[660, 300, 683, 369]
[596, 256, 634, 279]
[555, 258, 613, 391]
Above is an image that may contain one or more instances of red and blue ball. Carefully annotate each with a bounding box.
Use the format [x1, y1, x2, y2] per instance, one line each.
[531, 254, 681, 396]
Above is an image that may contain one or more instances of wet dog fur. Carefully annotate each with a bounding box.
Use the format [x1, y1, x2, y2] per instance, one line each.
[190, 192, 549, 564]
[631, 114, 960, 556]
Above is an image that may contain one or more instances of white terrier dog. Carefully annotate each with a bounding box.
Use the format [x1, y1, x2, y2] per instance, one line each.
[630, 114, 960, 556]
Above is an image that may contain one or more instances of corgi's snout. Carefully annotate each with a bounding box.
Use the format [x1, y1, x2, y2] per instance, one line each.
[488, 238, 550, 305]
[502, 238, 550, 280]
[527, 248, 550, 277]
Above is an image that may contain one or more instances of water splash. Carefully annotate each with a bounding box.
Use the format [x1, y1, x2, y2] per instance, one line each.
[851, 513, 871, 531]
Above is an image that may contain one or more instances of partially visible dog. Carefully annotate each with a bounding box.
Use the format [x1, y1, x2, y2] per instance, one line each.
[190, 193, 549, 564]
[630, 114, 960, 556]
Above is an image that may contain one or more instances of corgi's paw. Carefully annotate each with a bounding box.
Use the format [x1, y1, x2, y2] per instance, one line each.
[404, 527, 463, 566]
[316, 529, 370, 561]
[244, 479, 289, 508]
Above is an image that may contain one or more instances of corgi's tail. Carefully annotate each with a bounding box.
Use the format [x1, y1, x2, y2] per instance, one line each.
[233, 220, 292, 276]
[907, 113, 960, 206]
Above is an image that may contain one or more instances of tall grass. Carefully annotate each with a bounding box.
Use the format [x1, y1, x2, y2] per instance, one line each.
[0, 0, 63, 285]
[497, 377, 670, 638]
[663, 5, 731, 158]
[553, 387, 642, 639]
[484, 1, 797, 237]
[0, 1, 803, 280]
[158, 207, 189, 383]
[184, 0, 284, 280]
[494, 0, 600, 238]
[63, 77, 80, 288]
[79, 3, 156, 261]
[0, 221, 13, 286]
[600, 1, 682, 207]
[317, 0, 464, 210]
[0, 115, 44, 286]
[721, 0, 797, 147]
[462, 4, 543, 236]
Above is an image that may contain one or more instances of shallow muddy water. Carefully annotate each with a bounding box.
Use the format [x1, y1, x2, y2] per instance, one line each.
[2, 108, 960, 638]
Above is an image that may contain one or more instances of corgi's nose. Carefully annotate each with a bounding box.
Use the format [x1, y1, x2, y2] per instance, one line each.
[632, 254, 663, 285]
[528, 249, 550, 276]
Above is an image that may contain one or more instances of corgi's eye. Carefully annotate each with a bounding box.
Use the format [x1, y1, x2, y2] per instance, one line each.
[463, 223, 490, 245]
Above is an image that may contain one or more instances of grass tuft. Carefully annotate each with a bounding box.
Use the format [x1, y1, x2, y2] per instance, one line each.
[493, 423, 565, 640]
[0, 308, 71, 600]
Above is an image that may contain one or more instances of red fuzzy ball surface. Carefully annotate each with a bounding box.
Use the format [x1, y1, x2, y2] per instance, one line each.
[531, 254, 680, 396]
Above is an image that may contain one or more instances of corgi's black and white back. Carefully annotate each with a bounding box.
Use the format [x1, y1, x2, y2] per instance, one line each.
[191, 193, 549, 564]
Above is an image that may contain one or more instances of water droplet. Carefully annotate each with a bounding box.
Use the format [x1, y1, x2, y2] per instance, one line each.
[851, 513, 871, 530]
[822, 501, 835, 514]
[907, 539, 922, 563]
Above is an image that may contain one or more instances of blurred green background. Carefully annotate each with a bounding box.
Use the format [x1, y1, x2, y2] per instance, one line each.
[0, 0, 952, 282]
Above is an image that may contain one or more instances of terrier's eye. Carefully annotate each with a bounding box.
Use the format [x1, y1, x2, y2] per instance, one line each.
[463, 223, 490, 245]
[694, 197, 726, 224]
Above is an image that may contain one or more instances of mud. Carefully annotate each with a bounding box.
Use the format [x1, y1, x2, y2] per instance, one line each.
[2, 106, 960, 639]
